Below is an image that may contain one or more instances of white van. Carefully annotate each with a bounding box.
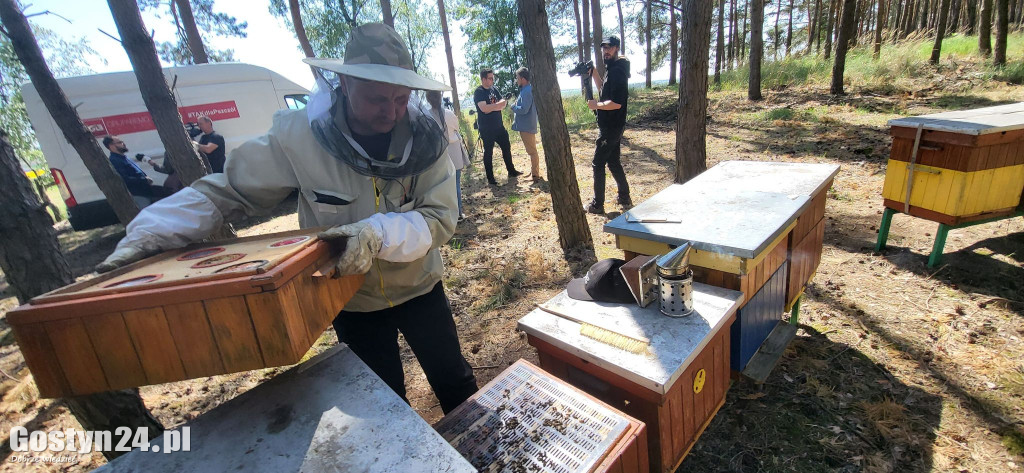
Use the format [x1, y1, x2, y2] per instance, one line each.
[21, 62, 310, 231]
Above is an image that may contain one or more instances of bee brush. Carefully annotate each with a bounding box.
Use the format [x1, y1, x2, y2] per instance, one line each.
[534, 303, 650, 355]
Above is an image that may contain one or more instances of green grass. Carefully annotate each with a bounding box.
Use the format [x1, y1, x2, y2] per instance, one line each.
[43, 185, 67, 222]
[507, 192, 526, 204]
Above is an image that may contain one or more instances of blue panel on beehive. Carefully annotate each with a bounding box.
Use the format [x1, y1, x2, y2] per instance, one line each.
[731, 261, 789, 371]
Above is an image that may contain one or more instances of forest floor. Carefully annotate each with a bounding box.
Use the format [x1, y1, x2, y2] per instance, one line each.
[1, 57, 1023, 472]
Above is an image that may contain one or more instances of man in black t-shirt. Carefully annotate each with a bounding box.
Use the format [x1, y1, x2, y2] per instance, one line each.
[195, 115, 227, 173]
[474, 68, 522, 185]
[585, 36, 631, 214]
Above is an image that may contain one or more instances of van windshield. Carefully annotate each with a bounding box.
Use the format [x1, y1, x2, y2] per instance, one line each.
[285, 94, 309, 110]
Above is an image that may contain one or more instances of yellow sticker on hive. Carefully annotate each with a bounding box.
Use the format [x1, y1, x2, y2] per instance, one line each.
[693, 368, 706, 394]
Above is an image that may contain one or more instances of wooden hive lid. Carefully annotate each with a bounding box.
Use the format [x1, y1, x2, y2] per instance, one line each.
[6, 228, 339, 325]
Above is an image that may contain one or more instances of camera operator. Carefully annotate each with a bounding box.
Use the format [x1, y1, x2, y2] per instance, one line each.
[585, 36, 631, 214]
[474, 68, 522, 185]
[193, 115, 226, 173]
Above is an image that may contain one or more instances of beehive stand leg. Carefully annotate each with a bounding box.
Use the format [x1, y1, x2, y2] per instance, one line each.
[789, 296, 801, 325]
[875, 208, 896, 252]
[928, 223, 950, 268]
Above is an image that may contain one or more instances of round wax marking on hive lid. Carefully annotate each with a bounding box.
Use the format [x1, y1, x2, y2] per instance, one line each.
[191, 253, 246, 269]
[104, 274, 163, 288]
[269, 235, 312, 248]
[215, 260, 270, 273]
[177, 247, 226, 261]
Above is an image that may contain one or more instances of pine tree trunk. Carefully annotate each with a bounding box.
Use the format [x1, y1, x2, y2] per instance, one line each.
[582, 0, 593, 64]
[825, 0, 836, 58]
[174, 0, 209, 64]
[516, 0, 593, 251]
[0, 126, 164, 462]
[920, 0, 929, 30]
[786, 0, 794, 54]
[930, 0, 951, 63]
[381, 0, 395, 26]
[575, 0, 589, 95]
[740, 0, 748, 61]
[289, 0, 315, 57]
[966, 0, 976, 34]
[437, 0, 460, 117]
[774, 0, 782, 59]
[729, 0, 737, 67]
[831, 0, 857, 94]
[591, 0, 606, 79]
[749, 0, 764, 100]
[670, 0, 678, 84]
[813, 0, 823, 52]
[873, 0, 886, 57]
[0, 0, 139, 226]
[616, 0, 626, 53]
[675, 0, 713, 183]
[647, 0, 654, 87]
[980, 0, 993, 56]
[107, 0, 210, 189]
[949, 0, 961, 32]
[994, 0, 1008, 65]
[717, 0, 726, 82]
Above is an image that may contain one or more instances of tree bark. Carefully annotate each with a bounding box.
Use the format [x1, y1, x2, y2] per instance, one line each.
[740, 0, 748, 61]
[930, 0, 951, 63]
[0, 0, 139, 226]
[825, 0, 836, 58]
[676, 0, 712, 183]
[773, 0, 781, 59]
[979, 0, 992, 56]
[616, 0, 626, 54]
[669, 0, 678, 84]
[381, 0, 395, 26]
[591, 0, 606, 79]
[949, 0, 961, 32]
[646, 0, 653, 87]
[994, 0, 1007, 65]
[786, 0, 794, 55]
[966, 0, 976, 34]
[716, 0, 726, 83]
[107, 0, 211, 188]
[516, 0, 593, 250]
[582, 0, 593, 64]
[437, 0, 460, 117]
[813, 0, 823, 53]
[173, 0, 209, 64]
[831, 0, 857, 94]
[749, 0, 764, 100]
[0, 126, 164, 462]
[873, 0, 886, 58]
[729, 0, 737, 67]
[290, 0, 316, 58]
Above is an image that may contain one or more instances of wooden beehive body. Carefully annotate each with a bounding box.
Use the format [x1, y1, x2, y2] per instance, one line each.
[882, 104, 1024, 225]
[518, 286, 743, 472]
[7, 229, 363, 398]
[604, 161, 837, 372]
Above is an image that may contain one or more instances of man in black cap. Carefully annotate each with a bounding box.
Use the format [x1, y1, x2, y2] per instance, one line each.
[586, 36, 631, 214]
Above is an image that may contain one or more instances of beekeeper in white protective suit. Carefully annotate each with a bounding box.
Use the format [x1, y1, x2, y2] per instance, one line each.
[95, 23, 478, 413]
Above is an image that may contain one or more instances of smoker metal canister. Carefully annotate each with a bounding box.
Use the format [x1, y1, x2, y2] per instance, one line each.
[657, 243, 694, 317]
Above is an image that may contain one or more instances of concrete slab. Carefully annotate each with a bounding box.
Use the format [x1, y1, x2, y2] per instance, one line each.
[98, 345, 476, 473]
[517, 284, 743, 395]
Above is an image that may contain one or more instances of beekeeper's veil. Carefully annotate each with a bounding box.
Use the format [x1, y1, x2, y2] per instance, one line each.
[303, 23, 451, 179]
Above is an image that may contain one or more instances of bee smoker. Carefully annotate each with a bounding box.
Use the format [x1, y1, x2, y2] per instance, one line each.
[656, 242, 694, 317]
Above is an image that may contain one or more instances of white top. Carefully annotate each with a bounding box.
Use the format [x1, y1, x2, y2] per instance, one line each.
[517, 284, 744, 395]
[98, 345, 476, 473]
[887, 102, 1024, 135]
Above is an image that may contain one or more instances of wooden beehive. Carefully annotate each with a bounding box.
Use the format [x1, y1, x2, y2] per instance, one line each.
[7, 228, 363, 398]
[518, 286, 743, 473]
[882, 103, 1024, 225]
[435, 359, 649, 473]
[606, 162, 838, 372]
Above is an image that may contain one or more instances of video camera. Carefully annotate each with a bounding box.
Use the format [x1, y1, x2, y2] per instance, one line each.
[184, 122, 203, 139]
[443, 97, 453, 110]
[133, 153, 153, 165]
[567, 60, 596, 103]
[567, 60, 594, 78]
